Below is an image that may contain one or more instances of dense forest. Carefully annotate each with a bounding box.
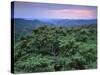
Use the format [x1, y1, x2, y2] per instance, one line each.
[14, 23, 97, 73]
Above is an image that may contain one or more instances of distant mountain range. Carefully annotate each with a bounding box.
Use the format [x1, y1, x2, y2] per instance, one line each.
[41, 19, 97, 26]
[12, 18, 97, 33]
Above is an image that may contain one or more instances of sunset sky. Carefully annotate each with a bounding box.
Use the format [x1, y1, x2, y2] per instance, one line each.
[13, 1, 97, 20]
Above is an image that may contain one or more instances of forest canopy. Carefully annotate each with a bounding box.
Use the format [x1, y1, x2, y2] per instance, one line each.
[14, 24, 97, 73]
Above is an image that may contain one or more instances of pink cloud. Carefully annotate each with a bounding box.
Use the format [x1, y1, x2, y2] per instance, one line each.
[46, 9, 96, 19]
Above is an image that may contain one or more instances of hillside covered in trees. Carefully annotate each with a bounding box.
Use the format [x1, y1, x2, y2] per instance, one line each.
[14, 22, 97, 73]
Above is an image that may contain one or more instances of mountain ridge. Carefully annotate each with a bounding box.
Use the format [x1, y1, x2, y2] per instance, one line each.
[12, 18, 97, 33]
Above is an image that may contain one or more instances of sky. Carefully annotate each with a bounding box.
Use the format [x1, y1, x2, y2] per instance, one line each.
[12, 1, 97, 20]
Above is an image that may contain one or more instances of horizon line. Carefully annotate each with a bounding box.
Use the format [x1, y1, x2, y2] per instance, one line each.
[12, 18, 97, 20]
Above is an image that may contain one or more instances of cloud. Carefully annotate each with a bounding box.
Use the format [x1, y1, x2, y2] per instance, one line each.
[46, 9, 97, 19]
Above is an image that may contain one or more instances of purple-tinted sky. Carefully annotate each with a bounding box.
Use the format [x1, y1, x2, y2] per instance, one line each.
[13, 1, 97, 19]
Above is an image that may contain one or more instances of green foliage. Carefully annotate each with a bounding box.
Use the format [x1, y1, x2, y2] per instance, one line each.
[14, 25, 97, 73]
[14, 54, 55, 73]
